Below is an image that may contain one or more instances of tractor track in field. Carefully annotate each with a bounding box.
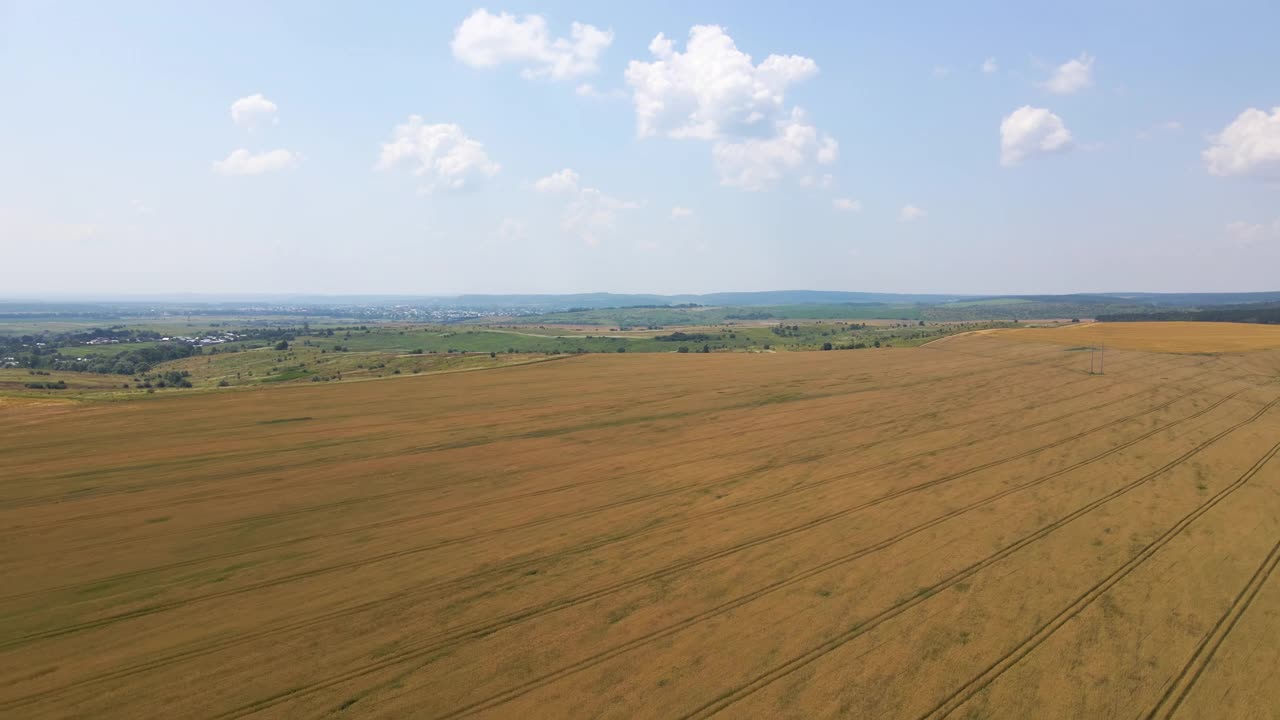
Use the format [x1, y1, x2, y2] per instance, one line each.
[675, 394, 1280, 720]
[1140, 538, 1280, 720]
[0, 345, 1083, 510]
[11, 380, 1245, 717]
[4, 345, 1110, 541]
[421, 390, 1260, 720]
[920, 441, 1280, 719]
[0, 363, 1225, 654]
[206, 386, 1264, 719]
[0, 354, 1190, 604]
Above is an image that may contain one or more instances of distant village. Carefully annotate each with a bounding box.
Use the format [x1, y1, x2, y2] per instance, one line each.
[83, 331, 244, 347]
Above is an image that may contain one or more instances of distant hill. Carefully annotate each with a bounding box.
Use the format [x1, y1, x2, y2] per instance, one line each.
[448, 290, 971, 309]
[1098, 302, 1280, 324]
[5, 290, 1280, 315]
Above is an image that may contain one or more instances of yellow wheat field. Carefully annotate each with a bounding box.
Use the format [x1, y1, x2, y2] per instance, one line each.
[991, 321, 1280, 353]
[3, 331, 1280, 718]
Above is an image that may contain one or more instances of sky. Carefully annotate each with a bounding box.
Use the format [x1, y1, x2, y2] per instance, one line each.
[2, 0, 1279, 297]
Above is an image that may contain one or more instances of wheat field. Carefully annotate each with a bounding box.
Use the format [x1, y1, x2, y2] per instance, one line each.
[3, 328, 1280, 718]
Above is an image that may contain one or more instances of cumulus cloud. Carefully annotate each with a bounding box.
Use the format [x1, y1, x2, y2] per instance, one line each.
[624, 27, 836, 191]
[563, 187, 642, 246]
[711, 110, 838, 191]
[900, 204, 926, 222]
[533, 168, 580, 193]
[451, 9, 612, 80]
[230, 93, 279, 129]
[625, 25, 819, 140]
[670, 206, 693, 218]
[376, 117, 500, 192]
[833, 198, 862, 212]
[212, 148, 299, 176]
[1203, 107, 1280, 180]
[982, 57, 998, 74]
[1044, 53, 1094, 94]
[533, 170, 641, 245]
[1000, 106, 1073, 166]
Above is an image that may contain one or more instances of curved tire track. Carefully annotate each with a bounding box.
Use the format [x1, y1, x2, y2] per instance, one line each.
[0, 374, 1236, 712]
[0, 368, 1220, 654]
[1, 345, 1079, 515]
[182, 389, 1252, 720]
[920, 441, 1280, 720]
[1140, 539, 1280, 720]
[1, 354, 1186, 604]
[674, 394, 1280, 720]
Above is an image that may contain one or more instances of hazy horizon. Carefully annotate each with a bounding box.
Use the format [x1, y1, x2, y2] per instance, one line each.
[7, 288, 1280, 305]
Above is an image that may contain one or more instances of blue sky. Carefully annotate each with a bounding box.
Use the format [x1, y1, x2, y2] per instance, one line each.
[2, 0, 1278, 296]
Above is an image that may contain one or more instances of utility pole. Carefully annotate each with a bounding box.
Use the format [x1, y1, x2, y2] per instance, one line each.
[1090, 347, 1095, 374]
[1099, 343, 1105, 375]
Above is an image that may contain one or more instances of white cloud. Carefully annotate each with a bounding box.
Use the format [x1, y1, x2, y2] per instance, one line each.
[1203, 107, 1280, 180]
[212, 148, 299, 176]
[982, 57, 998, 74]
[1044, 53, 1094, 94]
[900, 204, 926, 222]
[932, 65, 952, 78]
[563, 187, 642, 246]
[711, 110, 838, 191]
[833, 198, 862, 212]
[670, 206, 693, 218]
[534, 168, 580, 193]
[451, 9, 612, 80]
[625, 25, 819, 140]
[535, 170, 641, 245]
[1000, 106, 1073, 166]
[375, 117, 500, 192]
[230, 94, 279, 129]
[800, 173, 834, 189]
[624, 26, 835, 191]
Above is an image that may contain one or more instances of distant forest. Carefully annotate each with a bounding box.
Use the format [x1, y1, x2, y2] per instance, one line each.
[1098, 303, 1280, 324]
